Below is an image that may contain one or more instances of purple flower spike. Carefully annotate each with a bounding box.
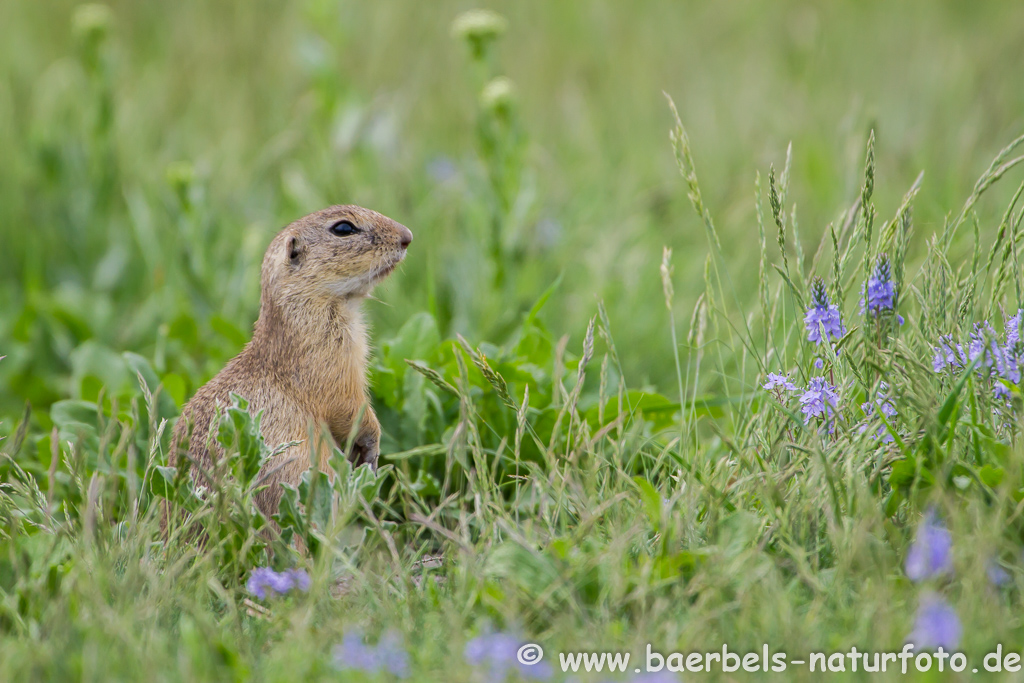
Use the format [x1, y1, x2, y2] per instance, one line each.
[246, 568, 272, 600]
[377, 631, 411, 678]
[284, 568, 311, 592]
[464, 632, 521, 667]
[968, 321, 1002, 370]
[247, 567, 289, 599]
[799, 377, 840, 425]
[631, 673, 681, 683]
[333, 630, 410, 679]
[465, 632, 553, 681]
[999, 311, 1024, 386]
[987, 559, 1011, 587]
[763, 373, 797, 392]
[805, 304, 845, 343]
[858, 382, 898, 443]
[931, 310, 1023, 408]
[246, 567, 311, 599]
[861, 254, 903, 324]
[905, 509, 952, 582]
[333, 632, 380, 673]
[1006, 310, 1023, 346]
[932, 335, 968, 373]
[805, 278, 846, 344]
[907, 593, 961, 651]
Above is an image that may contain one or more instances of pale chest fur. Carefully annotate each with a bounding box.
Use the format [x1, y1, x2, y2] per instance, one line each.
[247, 296, 371, 426]
[287, 304, 370, 423]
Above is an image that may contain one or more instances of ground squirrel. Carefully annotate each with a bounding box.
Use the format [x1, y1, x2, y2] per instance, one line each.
[169, 205, 413, 517]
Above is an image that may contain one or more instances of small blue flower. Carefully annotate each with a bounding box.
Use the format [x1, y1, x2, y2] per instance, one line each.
[932, 335, 967, 373]
[464, 632, 519, 667]
[967, 321, 1024, 403]
[858, 382, 898, 443]
[998, 313, 1023, 385]
[630, 673, 681, 683]
[246, 567, 310, 599]
[334, 632, 380, 673]
[907, 593, 961, 651]
[863, 278, 896, 313]
[861, 254, 904, 324]
[763, 373, 797, 392]
[987, 559, 1011, 587]
[333, 630, 410, 678]
[805, 278, 846, 344]
[464, 632, 552, 681]
[1006, 309, 1023, 346]
[805, 305, 845, 344]
[905, 509, 952, 582]
[968, 322, 1001, 369]
[932, 312, 1023, 405]
[799, 377, 840, 426]
[283, 568, 311, 592]
[426, 156, 459, 184]
[376, 631, 411, 678]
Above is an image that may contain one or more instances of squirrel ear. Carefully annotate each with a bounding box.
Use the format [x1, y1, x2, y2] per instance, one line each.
[288, 236, 305, 265]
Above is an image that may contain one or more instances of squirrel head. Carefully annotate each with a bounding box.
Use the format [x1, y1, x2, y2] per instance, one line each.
[261, 205, 413, 306]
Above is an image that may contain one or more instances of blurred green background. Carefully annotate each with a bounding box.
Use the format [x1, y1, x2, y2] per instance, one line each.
[2, 0, 1023, 423]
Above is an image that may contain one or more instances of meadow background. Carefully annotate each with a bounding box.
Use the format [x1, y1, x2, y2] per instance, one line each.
[2, 0, 1024, 681]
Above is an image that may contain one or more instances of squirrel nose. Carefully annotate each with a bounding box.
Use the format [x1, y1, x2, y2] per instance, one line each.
[398, 226, 413, 249]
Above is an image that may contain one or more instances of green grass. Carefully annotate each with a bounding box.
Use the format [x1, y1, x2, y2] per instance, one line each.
[3, 1, 1024, 681]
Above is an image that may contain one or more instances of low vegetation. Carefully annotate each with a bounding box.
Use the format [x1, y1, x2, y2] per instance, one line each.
[3, 3, 1024, 681]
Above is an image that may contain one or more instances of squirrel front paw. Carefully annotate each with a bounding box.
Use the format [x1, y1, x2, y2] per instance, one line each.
[350, 410, 380, 470]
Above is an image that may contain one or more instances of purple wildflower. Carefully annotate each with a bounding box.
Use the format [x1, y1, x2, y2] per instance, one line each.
[858, 382, 898, 443]
[464, 632, 552, 681]
[333, 632, 380, 673]
[1007, 310, 1023, 346]
[861, 254, 904, 324]
[932, 335, 968, 373]
[246, 567, 311, 599]
[991, 312, 1024, 399]
[813, 343, 843, 371]
[862, 278, 895, 313]
[967, 321, 1023, 402]
[987, 559, 1011, 587]
[799, 377, 840, 425]
[967, 322, 1002, 370]
[426, 156, 459, 184]
[333, 630, 410, 678]
[934, 311, 1023, 407]
[283, 568, 311, 592]
[630, 674, 681, 683]
[464, 632, 519, 666]
[905, 509, 952, 582]
[763, 373, 797, 392]
[805, 278, 846, 344]
[805, 305, 845, 344]
[999, 312, 1023, 385]
[376, 631, 411, 678]
[1001, 354, 1022, 385]
[246, 568, 291, 599]
[907, 593, 961, 651]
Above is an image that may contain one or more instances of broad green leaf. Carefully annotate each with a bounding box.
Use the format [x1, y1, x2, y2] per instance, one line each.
[632, 475, 662, 531]
[979, 464, 1005, 488]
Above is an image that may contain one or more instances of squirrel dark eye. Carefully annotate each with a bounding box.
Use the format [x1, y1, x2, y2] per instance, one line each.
[329, 220, 360, 237]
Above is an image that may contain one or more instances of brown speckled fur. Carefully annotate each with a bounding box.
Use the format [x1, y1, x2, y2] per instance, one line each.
[167, 205, 412, 519]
